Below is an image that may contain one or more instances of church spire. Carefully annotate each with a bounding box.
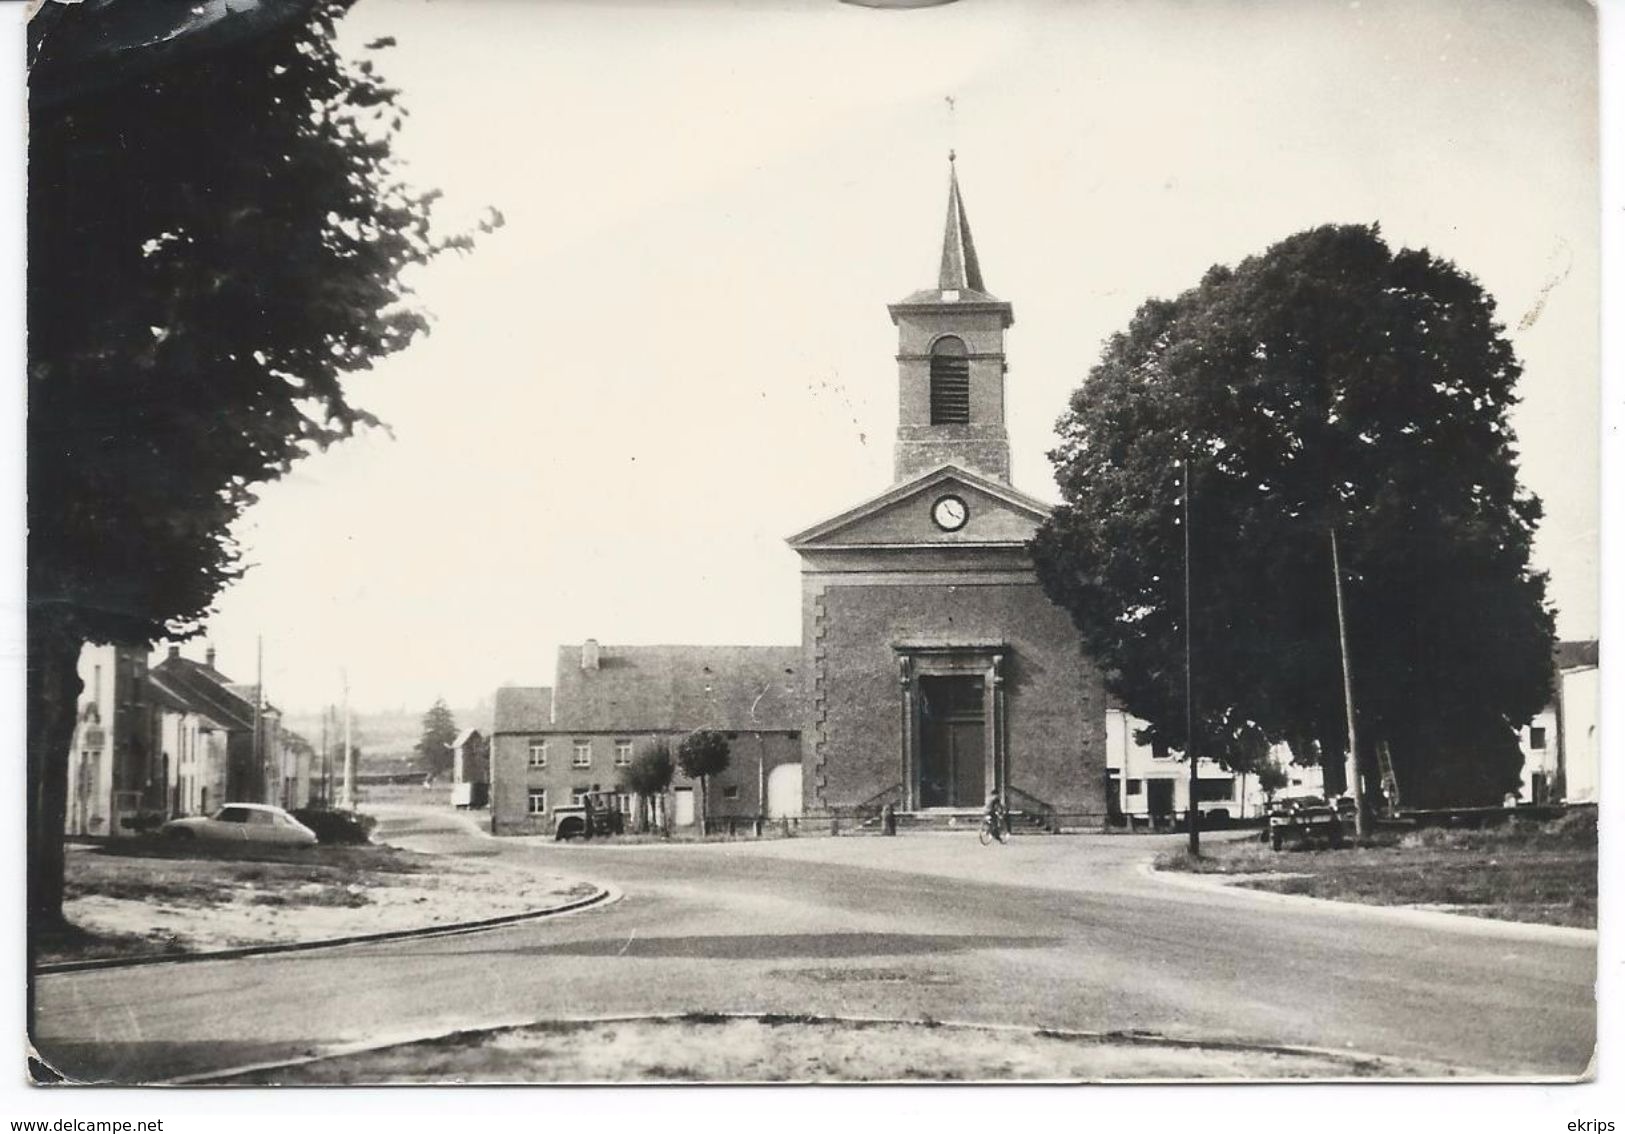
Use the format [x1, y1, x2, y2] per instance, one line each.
[937, 152, 986, 293]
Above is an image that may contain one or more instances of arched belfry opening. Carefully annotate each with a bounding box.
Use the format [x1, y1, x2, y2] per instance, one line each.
[928, 336, 971, 424]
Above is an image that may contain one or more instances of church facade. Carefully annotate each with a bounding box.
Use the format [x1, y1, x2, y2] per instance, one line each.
[787, 160, 1108, 830]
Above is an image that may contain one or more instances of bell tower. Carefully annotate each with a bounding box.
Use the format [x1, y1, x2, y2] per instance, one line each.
[888, 155, 1014, 484]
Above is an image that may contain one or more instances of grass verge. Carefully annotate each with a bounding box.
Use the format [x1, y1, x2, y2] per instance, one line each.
[1155, 811, 1595, 928]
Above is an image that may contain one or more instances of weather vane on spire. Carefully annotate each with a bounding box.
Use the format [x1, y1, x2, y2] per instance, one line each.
[945, 95, 956, 163]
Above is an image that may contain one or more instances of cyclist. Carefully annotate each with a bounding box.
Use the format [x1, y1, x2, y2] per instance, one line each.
[980, 792, 1008, 844]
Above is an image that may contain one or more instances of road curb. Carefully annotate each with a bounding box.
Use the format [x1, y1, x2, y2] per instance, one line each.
[1140, 861, 1598, 946]
[165, 1010, 1503, 1085]
[33, 884, 617, 976]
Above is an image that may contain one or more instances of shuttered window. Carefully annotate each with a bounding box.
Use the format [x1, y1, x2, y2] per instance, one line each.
[929, 336, 970, 424]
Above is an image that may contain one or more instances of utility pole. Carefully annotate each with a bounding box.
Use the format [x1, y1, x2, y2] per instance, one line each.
[1330, 525, 1366, 840]
[1182, 457, 1199, 856]
[252, 635, 264, 804]
[340, 670, 355, 811]
[319, 705, 329, 808]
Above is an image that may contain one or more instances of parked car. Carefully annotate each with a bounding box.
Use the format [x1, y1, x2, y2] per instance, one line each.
[160, 803, 319, 847]
[1266, 792, 1345, 851]
[551, 791, 626, 840]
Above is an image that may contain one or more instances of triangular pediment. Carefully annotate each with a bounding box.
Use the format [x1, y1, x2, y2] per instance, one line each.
[787, 464, 1052, 550]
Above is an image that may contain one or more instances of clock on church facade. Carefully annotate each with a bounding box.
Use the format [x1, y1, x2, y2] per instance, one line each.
[787, 159, 1108, 829]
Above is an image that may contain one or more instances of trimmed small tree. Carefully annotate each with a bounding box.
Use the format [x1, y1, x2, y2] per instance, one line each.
[622, 741, 674, 834]
[1256, 760, 1290, 803]
[677, 730, 731, 837]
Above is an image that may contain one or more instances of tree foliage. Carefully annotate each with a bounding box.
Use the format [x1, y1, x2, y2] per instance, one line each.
[415, 699, 459, 779]
[621, 741, 675, 834]
[1032, 224, 1554, 808]
[27, 0, 493, 926]
[677, 730, 731, 836]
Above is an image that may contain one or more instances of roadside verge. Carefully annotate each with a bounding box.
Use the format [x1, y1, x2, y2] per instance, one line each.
[1142, 861, 1596, 946]
[34, 882, 617, 976]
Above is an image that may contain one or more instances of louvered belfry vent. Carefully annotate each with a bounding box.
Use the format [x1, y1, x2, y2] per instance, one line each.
[929, 337, 971, 424]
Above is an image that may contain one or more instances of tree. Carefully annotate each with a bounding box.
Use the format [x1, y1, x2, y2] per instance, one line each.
[621, 741, 675, 834]
[27, 1, 494, 930]
[677, 730, 732, 837]
[1255, 760, 1290, 803]
[415, 699, 459, 780]
[1032, 224, 1554, 813]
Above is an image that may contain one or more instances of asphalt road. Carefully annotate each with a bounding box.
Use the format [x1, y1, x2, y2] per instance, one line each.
[31, 813, 1595, 1083]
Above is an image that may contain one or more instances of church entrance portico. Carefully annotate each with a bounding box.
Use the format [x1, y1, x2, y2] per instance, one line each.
[899, 646, 1004, 811]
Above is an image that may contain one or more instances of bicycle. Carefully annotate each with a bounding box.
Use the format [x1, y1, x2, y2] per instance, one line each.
[978, 806, 1009, 845]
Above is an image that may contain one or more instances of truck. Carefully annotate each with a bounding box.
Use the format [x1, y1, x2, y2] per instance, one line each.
[551, 790, 627, 841]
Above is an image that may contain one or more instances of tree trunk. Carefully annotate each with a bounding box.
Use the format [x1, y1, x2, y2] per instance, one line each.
[28, 612, 83, 938]
[698, 774, 708, 837]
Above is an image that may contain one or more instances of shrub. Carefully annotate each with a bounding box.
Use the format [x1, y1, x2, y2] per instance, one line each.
[291, 808, 377, 845]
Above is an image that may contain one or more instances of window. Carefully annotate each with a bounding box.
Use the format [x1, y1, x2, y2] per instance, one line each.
[616, 793, 632, 814]
[528, 739, 548, 767]
[528, 790, 547, 815]
[1195, 778, 1235, 804]
[722, 786, 740, 800]
[614, 740, 632, 766]
[573, 740, 591, 768]
[1125, 779, 1143, 797]
[217, 806, 251, 823]
[929, 336, 971, 424]
[1529, 726, 1547, 751]
[1151, 738, 1172, 761]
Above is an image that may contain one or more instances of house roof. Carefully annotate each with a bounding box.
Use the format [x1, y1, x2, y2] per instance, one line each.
[451, 727, 483, 748]
[548, 645, 801, 733]
[1556, 639, 1599, 671]
[152, 655, 257, 731]
[492, 687, 553, 734]
[146, 670, 234, 731]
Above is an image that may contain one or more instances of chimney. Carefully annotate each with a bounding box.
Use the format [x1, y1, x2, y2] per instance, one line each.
[205, 646, 216, 669]
[581, 639, 600, 670]
[167, 646, 179, 660]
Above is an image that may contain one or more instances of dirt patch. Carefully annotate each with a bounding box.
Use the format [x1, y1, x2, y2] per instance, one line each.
[214, 1015, 1453, 1083]
[41, 841, 595, 965]
[1154, 813, 1596, 928]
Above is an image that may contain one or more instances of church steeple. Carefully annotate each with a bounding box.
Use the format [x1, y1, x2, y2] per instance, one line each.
[888, 157, 1014, 484]
[938, 153, 986, 294]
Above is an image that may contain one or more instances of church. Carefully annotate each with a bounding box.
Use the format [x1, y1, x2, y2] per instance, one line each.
[786, 158, 1108, 830]
[491, 159, 1109, 834]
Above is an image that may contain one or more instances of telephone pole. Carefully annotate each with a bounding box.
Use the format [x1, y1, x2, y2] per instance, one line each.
[1331, 525, 1366, 840]
[1182, 457, 1200, 856]
[339, 670, 355, 810]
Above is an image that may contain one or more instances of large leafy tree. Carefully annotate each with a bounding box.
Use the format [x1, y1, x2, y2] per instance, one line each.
[1032, 224, 1554, 810]
[28, 1, 490, 928]
[414, 699, 460, 780]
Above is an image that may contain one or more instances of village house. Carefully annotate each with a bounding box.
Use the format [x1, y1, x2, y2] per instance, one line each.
[490, 642, 802, 836]
[153, 645, 313, 812]
[1104, 705, 1287, 827]
[1517, 639, 1599, 805]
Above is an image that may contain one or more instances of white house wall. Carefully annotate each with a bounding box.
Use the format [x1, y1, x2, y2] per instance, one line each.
[1561, 667, 1598, 804]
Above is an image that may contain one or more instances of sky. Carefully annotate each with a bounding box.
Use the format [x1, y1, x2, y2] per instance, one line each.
[194, 0, 1601, 715]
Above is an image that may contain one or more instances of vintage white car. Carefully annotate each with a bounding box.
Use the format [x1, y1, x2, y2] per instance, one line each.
[160, 803, 319, 847]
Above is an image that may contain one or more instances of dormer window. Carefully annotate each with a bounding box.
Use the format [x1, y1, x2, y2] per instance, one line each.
[929, 336, 970, 424]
